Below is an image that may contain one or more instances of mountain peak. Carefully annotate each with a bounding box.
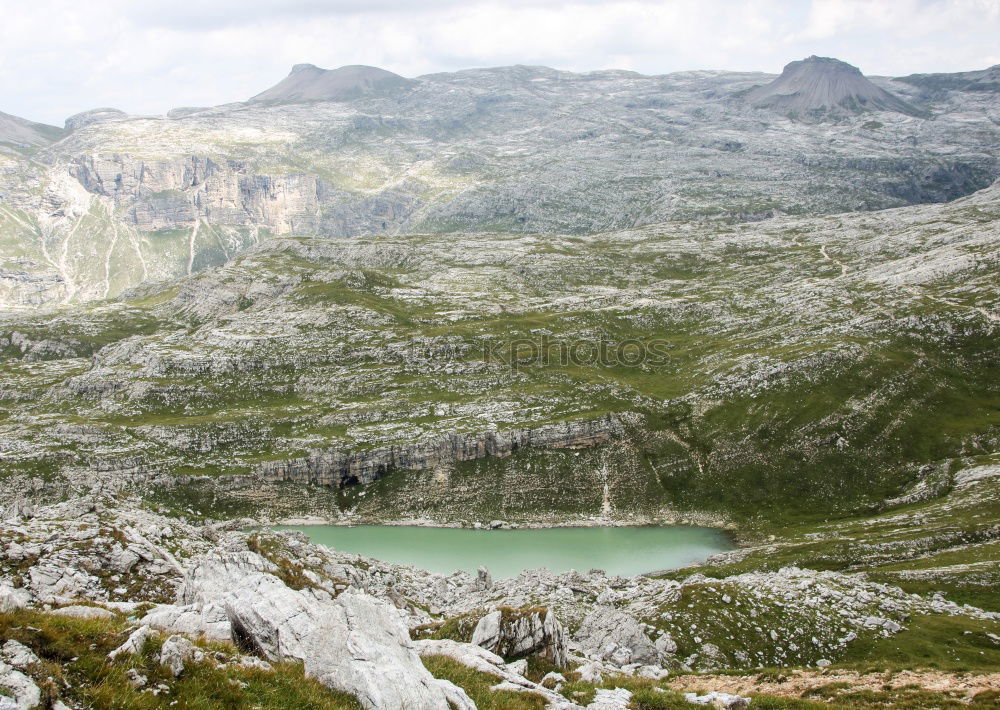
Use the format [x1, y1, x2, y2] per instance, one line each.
[250, 64, 414, 104]
[745, 55, 919, 118]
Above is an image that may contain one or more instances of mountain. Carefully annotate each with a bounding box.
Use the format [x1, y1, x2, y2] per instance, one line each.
[0, 110, 64, 148]
[249, 63, 414, 103]
[0, 61, 995, 309]
[744, 55, 920, 117]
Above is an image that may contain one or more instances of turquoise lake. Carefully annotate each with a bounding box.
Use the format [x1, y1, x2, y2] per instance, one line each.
[274, 525, 734, 578]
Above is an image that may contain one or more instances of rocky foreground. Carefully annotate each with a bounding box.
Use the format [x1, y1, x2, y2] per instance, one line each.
[0, 489, 997, 709]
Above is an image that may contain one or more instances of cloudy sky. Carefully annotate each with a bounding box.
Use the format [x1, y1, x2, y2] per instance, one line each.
[3, 0, 999, 126]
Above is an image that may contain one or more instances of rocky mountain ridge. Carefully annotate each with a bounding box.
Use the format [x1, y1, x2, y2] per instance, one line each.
[1, 57, 997, 308]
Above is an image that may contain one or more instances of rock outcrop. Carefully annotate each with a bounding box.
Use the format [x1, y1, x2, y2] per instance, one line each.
[471, 606, 569, 668]
[64, 108, 128, 133]
[302, 591, 475, 710]
[178, 551, 322, 660]
[159, 634, 197, 677]
[108, 625, 152, 661]
[0, 659, 40, 710]
[574, 606, 662, 665]
[257, 416, 621, 488]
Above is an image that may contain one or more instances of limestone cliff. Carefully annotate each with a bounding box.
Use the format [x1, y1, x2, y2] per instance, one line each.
[256, 417, 622, 487]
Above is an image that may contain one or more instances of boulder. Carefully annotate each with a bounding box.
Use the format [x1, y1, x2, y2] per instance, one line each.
[588, 688, 633, 709]
[108, 625, 152, 661]
[303, 591, 474, 710]
[684, 691, 750, 709]
[655, 632, 678, 656]
[574, 606, 659, 665]
[471, 606, 569, 668]
[223, 575, 323, 662]
[177, 550, 323, 659]
[159, 635, 196, 677]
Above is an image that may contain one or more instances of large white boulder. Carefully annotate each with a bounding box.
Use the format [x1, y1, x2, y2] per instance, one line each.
[303, 591, 475, 710]
[176, 550, 323, 660]
[223, 574, 323, 662]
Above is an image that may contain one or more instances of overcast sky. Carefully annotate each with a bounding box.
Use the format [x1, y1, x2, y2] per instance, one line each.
[3, 0, 999, 126]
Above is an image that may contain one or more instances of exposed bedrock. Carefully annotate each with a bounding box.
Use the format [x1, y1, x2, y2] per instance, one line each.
[67, 153, 423, 236]
[256, 415, 622, 488]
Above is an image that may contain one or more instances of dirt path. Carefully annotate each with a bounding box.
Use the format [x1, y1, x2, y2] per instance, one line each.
[820, 244, 849, 278]
[665, 668, 1000, 698]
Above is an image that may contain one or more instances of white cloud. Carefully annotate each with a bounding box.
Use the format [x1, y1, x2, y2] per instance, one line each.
[1, 0, 997, 125]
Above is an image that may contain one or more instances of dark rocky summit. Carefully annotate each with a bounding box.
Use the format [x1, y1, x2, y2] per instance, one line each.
[744, 55, 920, 118]
[250, 63, 415, 103]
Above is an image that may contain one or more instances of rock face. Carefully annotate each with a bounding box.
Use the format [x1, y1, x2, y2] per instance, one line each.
[302, 591, 475, 710]
[745, 56, 919, 117]
[69, 153, 325, 234]
[257, 416, 620, 488]
[250, 64, 414, 103]
[574, 606, 661, 665]
[471, 606, 569, 668]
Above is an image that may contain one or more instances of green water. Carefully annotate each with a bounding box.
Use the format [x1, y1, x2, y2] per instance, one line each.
[274, 525, 734, 578]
